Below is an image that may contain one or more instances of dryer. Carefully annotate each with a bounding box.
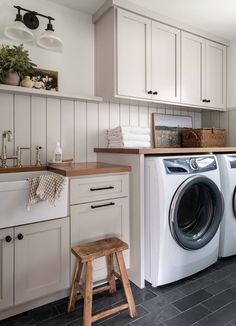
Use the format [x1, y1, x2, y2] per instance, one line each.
[145, 155, 223, 287]
[216, 154, 236, 257]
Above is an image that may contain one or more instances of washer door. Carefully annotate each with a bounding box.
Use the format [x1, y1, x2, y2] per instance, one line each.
[169, 175, 223, 250]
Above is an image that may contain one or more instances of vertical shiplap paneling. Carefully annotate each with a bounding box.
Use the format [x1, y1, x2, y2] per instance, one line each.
[14, 95, 31, 165]
[61, 99, 74, 159]
[87, 102, 99, 162]
[138, 106, 149, 128]
[202, 111, 212, 128]
[211, 111, 221, 128]
[98, 102, 109, 148]
[31, 96, 46, 164]
[194, 112, 202, 128]
[220, 111, 229, 145]
[120, 104, 130, 126]
[228, 110, 236, 146]
[148, 107, 157, 128]
[46, 98, 61, 162]
[109, 103, 119, 128]
[129, 105, 139, 126]
[75, 101, 87, 162]
[0, 93, 14, 163]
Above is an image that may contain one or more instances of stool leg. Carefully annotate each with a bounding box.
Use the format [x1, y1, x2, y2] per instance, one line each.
[115, 252, 137, 318]
[68, 260, 83, 312]
[107, 254, 116, 294]
[83, 261, 93, 326]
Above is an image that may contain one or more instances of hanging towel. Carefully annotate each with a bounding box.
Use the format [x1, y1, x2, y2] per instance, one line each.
[27, 174, 65, 209]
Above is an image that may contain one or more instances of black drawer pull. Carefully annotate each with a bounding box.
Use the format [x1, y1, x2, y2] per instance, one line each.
[17, 233, 24, 240]
[90, 186, 114, 192]
[5, 235, 12, 242]
[91, 202, 115, 209]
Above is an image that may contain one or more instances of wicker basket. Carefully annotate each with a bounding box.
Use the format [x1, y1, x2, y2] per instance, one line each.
[182, 128, 225, 147]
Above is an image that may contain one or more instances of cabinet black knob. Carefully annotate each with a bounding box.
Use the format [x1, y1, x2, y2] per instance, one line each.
[5, 235, 12, 242]
[17, 233, 24, 240]
[202, 99, 207, 103]
[207, 99, 211, 103]
[153, 91, 158, 95]
[147, 90, 153, 94]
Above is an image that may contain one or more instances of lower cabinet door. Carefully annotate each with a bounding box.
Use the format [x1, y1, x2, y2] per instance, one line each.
[0, 228, 14, 310]
[14, 218, 70, 304]
[70, 197, 130, 283]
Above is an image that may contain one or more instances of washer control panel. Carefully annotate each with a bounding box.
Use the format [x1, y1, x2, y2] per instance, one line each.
[164, 156, 217, 174]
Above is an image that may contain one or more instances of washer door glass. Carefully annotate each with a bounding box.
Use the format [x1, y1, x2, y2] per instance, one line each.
[169, 175, 223, 250]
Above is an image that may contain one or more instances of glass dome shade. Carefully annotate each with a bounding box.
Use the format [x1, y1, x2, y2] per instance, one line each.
[37, 30, 63, 51]
[4, 21, 33, 42]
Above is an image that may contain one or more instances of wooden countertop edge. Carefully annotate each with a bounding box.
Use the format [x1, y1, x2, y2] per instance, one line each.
[0, 165, 47, 174]
[94, 147, 236, 154]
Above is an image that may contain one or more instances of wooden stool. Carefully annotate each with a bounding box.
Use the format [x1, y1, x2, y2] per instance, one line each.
[67, 237, 137, 326]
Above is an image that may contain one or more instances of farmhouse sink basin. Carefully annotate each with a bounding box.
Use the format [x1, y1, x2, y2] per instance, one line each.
[0, 171, 68, 229]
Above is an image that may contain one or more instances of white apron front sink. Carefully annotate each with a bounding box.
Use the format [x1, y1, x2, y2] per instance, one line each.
[0, 171, 68, 229]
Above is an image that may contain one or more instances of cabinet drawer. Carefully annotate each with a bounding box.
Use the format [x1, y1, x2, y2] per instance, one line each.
[70, 197, 130, 282]
[70, 174, 129, 205]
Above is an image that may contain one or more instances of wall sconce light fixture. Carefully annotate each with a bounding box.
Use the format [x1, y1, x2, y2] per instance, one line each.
[4, 6, 63, 51]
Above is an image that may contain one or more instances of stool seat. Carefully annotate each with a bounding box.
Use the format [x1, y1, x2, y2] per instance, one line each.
[72, 237, 128, 263]
[68, 237, 137, 326]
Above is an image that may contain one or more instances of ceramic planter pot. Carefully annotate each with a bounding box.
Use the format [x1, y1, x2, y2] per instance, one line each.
[2, 72, 20, 86]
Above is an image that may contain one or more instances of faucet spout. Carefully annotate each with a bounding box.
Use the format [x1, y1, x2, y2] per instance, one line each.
[1, 130, 13, 167]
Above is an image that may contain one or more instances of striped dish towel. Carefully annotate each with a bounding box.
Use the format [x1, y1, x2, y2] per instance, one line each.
[27, 174, 65, 209]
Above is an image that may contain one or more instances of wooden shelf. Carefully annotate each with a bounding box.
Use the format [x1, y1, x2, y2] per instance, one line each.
[0, 84, 103, 102]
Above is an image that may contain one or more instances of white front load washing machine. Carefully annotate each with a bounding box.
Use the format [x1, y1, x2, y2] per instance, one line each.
[145, 155, 223, 287]
[216, 154, 236, 257]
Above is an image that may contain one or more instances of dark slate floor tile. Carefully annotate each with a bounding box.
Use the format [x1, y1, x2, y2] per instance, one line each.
[226, 318, 236, 326]
[130, 304, 180, 325]
[35, 310, 83, 326]
[201, 288, 236, 312]
[205, 268, 235, 282]
[178, 277, 214, 296]
[96, 305, 148, 326]
[173, 289, 212, 312]
[143, 288, 185, 312]
[204, 279, 234, 295]
[198, 302, 236, 326]
[165, 304, 210, 326]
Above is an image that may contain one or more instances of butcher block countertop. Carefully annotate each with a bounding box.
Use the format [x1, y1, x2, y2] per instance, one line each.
[94, 147, 236, 155]
[48, 162, 131, 176]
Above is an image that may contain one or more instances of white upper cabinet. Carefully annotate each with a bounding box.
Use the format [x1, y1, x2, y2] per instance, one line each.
[95, 7, 227, 110]
[205, 40, 226, 109]
[181, 31, 226, 109]
[151, 22, 180, 102]
[117, 9, 151, 99]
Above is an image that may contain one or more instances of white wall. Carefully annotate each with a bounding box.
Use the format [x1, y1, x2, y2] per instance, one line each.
[0, 0, 94, 96]
[227, 39, 236, 108]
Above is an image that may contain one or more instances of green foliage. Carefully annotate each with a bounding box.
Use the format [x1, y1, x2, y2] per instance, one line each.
[0, 44, 37, 81]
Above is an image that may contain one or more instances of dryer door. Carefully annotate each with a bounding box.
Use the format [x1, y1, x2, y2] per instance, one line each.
[169, 175, 223, 250]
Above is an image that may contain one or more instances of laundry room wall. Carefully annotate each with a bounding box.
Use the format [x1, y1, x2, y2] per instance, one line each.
[0, 0, 202, 165]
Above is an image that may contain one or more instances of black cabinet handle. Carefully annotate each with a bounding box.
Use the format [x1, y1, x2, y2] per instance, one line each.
[202, 99, 207, 103]
[206, 99, 211, 103]
[147, 90, 153, 94]
[91, 202, 115, 209]
[17, 233, 24, 240]
[90, 186, 114, 192]
[5, 235, 12, 242]
[153, 91, 158, 95]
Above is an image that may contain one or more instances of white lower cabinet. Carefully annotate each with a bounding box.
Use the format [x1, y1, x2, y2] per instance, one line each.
[0, 228, 14, 310]
[0, 217, 69, 311]
[70, 173, 130, 283]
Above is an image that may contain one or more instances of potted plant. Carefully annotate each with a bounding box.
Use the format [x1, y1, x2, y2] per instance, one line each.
[0, 44, 37, 86]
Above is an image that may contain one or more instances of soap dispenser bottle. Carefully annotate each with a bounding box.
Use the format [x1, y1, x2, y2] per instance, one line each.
[53, 141, 62, 163]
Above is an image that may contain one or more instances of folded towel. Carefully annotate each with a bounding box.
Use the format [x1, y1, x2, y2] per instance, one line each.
[107, 126, 150, 136]
[107, 133, 151, 142]
[27, 174, 65, 209]
[108, 140, 151, 148]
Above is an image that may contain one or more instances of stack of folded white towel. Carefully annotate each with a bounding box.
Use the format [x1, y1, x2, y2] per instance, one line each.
[107, 126, 151, 148]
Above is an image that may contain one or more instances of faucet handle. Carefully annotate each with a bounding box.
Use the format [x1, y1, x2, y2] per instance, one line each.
[35, 146, 42, 167]
[16, 146, 30, 168]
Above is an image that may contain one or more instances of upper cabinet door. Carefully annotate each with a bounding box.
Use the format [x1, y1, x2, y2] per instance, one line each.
[181, 32, 205, 106]
[151, 22, 180, 103]
[205, 41, 226, 109]
[116, 9, 152, 99]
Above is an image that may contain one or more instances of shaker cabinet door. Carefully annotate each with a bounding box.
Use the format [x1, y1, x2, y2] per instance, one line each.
[151, 22, 180, 103]
[14, 218, 70, 304]
[181, 32, 206, 106]
[0, 228, 14, 310]
[205, 40, 226, 109]
[116, 9, 152, 99]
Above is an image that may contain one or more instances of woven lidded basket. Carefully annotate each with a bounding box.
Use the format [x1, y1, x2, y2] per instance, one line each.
[182, 128, 225, 147]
